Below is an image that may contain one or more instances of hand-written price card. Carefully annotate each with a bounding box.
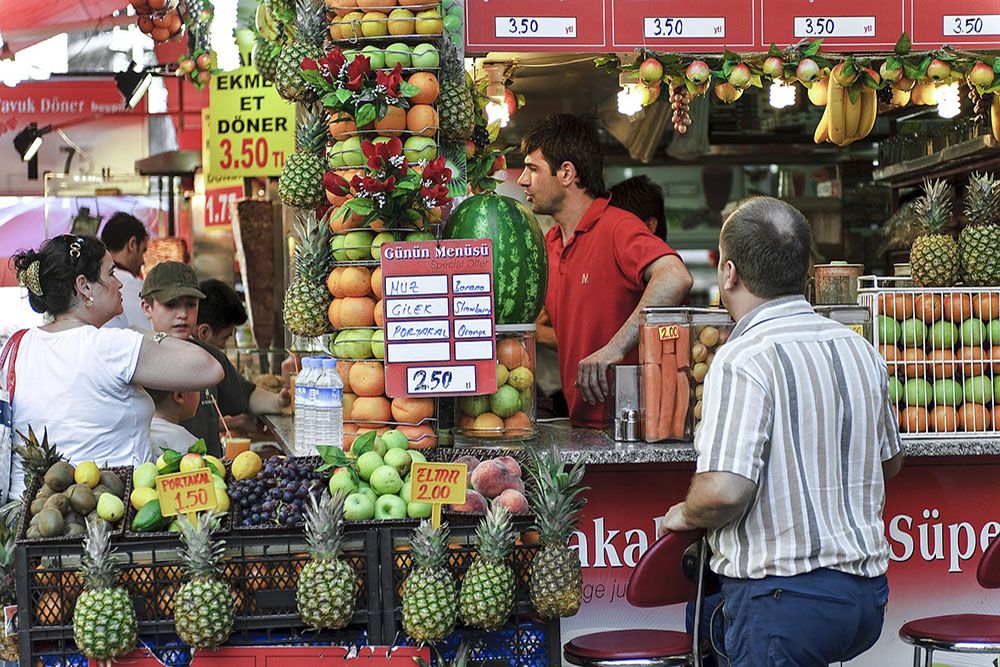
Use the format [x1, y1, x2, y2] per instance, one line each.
[381, 240, 498, 398]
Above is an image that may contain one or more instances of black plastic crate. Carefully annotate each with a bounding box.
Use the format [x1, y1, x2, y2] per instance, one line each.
[394, 620, 559, 667]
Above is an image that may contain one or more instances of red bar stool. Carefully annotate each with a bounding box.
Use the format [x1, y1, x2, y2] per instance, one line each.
[899, 534, 1000, 666]
[563, 530, 708, 667]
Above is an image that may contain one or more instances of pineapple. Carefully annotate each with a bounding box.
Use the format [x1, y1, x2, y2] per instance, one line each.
[253, 32, 282, 84]
[0, 519, 18, 661]
[296, 492, 356, 629]
[438, 39, 474, 142]
[72, 517, 138, 660]
[460, 503, 516, 630]
[279, 106, 328, 209]
[528, 447, 587, 619]
[283, 210, 333, 337]
[911, 178, 959, 288]
[402, 520, 458, 642]
[275, 0, 325, 103]
[174, 513, 235, 649]
[960, 172, 1000, 287]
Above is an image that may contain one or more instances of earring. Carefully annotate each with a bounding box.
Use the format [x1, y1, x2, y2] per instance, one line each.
[84, 296, 94, 307]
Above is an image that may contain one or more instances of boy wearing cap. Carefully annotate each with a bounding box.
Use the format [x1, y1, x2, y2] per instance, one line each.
[140, 261, 289, 457]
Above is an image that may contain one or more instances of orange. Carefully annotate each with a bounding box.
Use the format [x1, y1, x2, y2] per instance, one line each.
[327, 299, 343, 329]
[374, 299, 385, 327]
[339, 297, 376, 327]
[341, 266, 373, 298]
[374, 105, 406, 137]
[900, 348, 924, 378]
[959, 403, 991, 431]
[336, 361, 354, 392]
[991, 345, 1000, 373]
[371, 267, 383, 298]
[899, 406, 929, 433]
[879, 345, 899, 375]
[916, 294, 943, 324]
[407, 72, 439, 104]
[343, 392, 357, 420]
[330, 208, 364, 233]
[471, 412, 504, 438]
[351, 396, 392, 425]
[931, 406, 958, 433]
[958, 346, 987, 376]
[390, 397, 435, 423]
[878, 293, 912, 320]
[927, 349, 955, 379]
[358, 0, 393, 7]
[328, 113, 357, 141]
[973, 293, 1000, 321]
[406, 104, 438, 137]
[398, 424, 437, 448]
[349, 361, 386, 397]
[503, 411, 532, 435]
[941, 294, 974, 322]
[327, 267, 347, 298]
[497, 338, 525, 369]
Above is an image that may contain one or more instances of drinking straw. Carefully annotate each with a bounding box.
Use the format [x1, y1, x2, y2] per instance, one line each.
[210, 392, 233, 442]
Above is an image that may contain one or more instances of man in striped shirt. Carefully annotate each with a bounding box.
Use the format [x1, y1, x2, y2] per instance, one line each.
[659, 197, 904, 665]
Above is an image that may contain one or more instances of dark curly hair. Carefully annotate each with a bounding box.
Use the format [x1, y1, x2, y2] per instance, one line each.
[12, 235, 107, 315]
[198, 279, 248, 330]
[520, 113, 609, 199]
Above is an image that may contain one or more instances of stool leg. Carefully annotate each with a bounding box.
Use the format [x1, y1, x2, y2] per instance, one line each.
[922, 648, 933, 667]
[911, 647, 920, 667]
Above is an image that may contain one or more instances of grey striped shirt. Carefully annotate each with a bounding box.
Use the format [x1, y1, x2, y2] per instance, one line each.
[695, 296, 902, 580]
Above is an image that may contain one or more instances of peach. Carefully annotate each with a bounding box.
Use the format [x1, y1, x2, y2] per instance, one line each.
[390, 397, 435, 423]
[493, 489, 529, 514]
[351, 396, 391, 425]
[449, 489, 487, 514]
[471, 460, 518, 499]
[502, 412, 532, 437]
[349, 361, 386, 397]
[452, 455, 481, 476]
[398, 423, 437, 449]
[493, 455, 521, 478]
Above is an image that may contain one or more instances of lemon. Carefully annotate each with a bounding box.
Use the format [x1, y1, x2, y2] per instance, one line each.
[155, 454, 168, 471]
[179, 453, 205, 472]
[215, 491, 230, 513]
[232, 451, 262, 481]
[133, 462, 159, 489]
[74, 461, 101, 489]
[130, 487, 159, 511]
[204, 455, 226, 478]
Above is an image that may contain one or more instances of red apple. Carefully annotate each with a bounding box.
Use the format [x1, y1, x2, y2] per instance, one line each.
[880, 60, 903, 83]
[833, 63, 857, 87]
[504, 87, 517, 116]
[196, 53, 212, 70]
[796, 58, 820, 84]
[685, 60, 710, 85]
[464, 140, 476, 158]
[927, 58, 951, 81]
[197, 70, 212, 85]
[862, 67, 881, 85]
[178, 58, 195, 74]
[490, 155, 507, 173]
[638, 57, 664, 84]
[714, 81, 743, 103]
[762, 56, 785, 80]
[893, 76, 916, 92]
[727, 63, 751, 89]
[969, 61, 995, 88]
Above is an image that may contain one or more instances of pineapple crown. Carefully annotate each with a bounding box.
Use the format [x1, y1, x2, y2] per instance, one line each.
[417, 644, 470, 667]
[14, 425, 64, 488]
[177, 513, 226, 581]
[439, 38, 466, 81]
[304, 492, 346, 560]
[528, 446, 588, 547]
[475, 503, 515, 563]
[296, 106, 329, 154]
[291, 210, 333, 282]
[410, 519, 450, 570]
[964, 172, 1000, 228]
[293, 0, 326, 46]
[915, 178, 953, 235]
[80, 516, 120, 592]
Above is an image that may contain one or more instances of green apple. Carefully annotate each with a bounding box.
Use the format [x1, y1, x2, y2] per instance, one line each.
[408, 449, 427, 465]
[371, 329, 385, 360]
[328, 142, 345, 169]
[411, 43, 440, 68]
[877, 316, 900, 344]
[408, 501, 433, 519]
[329, 468, 358, 496]
[989, 320, 1000, 345]
[356, 451, 384, 481]
[344, 492, 375, 521]
[342, 137, 364, 167]
[381, 428, 408, 450]
[929, 320, 958, 349]
[995, 376, 1000, 403]
[900, 318, 926, 348]
[933, 379, 963, 407]
[361, 45, 385, 70]
[403, 135, 437, 162]
[399, 478, 412, 503]
[356, 486, 378, 505]
[343, 48, 358, 63]
[333, 328, 373, 360]
[964, 376, 993, 404]
[384, 42, 411, 68]
[371, 231, 396, 260]
[405, 231, 436, 242]
[904, 378, 932, 407]
[345, 230, 375, 261]
[370, 465, 404, 495]
[331, 232, 350, 262]
[374, 494, 407, 520]
[888, 377, 904, 404]
[961, 318, 987, 346]
[383, 448, 412, 477]
[459, 395, 490, 417]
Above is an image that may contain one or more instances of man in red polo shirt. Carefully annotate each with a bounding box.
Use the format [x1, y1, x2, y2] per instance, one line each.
[517, 113, 693, 429]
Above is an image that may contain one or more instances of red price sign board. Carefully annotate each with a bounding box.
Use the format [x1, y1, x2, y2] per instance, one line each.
[156, 469, 218, 517]
[610, 0, 755, 50]
[761, 0, 906, 49]
[204, 184, 242, 228]
[911, 0, 1000, 46]
[465, 0, 607, 51]
[380, 240, 498, 399]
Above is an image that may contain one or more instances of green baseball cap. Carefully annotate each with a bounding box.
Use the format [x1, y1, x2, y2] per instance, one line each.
[140, 261, 206, 303]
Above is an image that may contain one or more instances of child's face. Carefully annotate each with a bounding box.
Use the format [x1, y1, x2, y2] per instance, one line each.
[142, 297, 200, 338]
[178, 390, 201, 421]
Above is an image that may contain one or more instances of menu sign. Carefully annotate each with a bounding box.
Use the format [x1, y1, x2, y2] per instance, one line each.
[465, 0, 607, 51]
[380, 240, 499, 398]
[911, 0, 1000, 46]
[611, 0, 754, 49]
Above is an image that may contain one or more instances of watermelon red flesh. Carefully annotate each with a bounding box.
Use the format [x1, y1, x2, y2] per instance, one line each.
[443, 193, 548, 325]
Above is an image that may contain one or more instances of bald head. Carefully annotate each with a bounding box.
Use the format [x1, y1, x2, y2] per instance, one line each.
[720, 197, 812, 298]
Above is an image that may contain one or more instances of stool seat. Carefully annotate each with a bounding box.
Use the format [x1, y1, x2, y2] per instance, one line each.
[900, 614, 1000, 650]
[565, 629, 693, 661]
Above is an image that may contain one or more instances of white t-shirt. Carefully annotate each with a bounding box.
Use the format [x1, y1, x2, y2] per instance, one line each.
[105, 270, 149, 331]
[149, 417, 198, 456]
[10, 326, 154, 498]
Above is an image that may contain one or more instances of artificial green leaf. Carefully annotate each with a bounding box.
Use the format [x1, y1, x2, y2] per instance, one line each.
[317, 445, 349, 470]
[346, 198, 374, 215]
[768, 43, 783, 57]
[722, 61, 734, 77]
[322, 92, 343, 108]
[336, 88, 353, 104]
[994, 59, 1000, 74]
[803, 40, 822, 56]
[895, 33, 911, 56]
[723, 50, 739, 62]
[164, 450, 184, 465]
[188, 439, 207, 456]
[300, 69, 328, 88]
[848, 86, 861, 105]
[399, 81, 421, 97]
[487, 120, 501, 142]
[918, 54, 933, 75]
[355, 103, 376, 129]
[749, 74, 763, 89]
[352, 430, 377, 457]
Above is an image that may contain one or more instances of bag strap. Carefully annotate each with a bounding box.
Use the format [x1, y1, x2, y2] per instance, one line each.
[0, 329, 28, 401]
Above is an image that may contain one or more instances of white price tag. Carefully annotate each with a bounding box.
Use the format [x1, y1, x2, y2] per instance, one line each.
[407, 365, 477, 394]
[793, 16, 876, 37]
[944, 15, 1000, 36]
[495, 16, 577, 38]
[643, 17, 726, 39]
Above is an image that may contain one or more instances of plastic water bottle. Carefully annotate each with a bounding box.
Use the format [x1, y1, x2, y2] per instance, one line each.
[315, 358, 344, 449]
[294, 358, 318, 451]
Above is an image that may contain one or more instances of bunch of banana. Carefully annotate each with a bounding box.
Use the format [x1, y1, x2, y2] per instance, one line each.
[991, 94, 1000, 143]
[814, 65, 877, 147]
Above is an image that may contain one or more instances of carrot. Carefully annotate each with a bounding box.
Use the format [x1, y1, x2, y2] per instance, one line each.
[671, 370, 691, 438]
[658, 352, 678, 440]
[640, 325, 662, 365]
[641, 363, 661, 441]
[675, 325, 692, 370]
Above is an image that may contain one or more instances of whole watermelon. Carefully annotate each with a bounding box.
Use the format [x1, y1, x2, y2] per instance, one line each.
[443, 193, 548, 324]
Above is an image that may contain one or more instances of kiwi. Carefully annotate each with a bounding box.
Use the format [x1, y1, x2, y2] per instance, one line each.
[64, 511, 85, 527]
[28, 512, 40, 526]
[25, 526, 41, 540]
[92, 484, 111, 499]
[35, 485, 55, 501]
[36, 508, 65, 537]
[30, 498, 46, 516]
[65, 524, 86, 538]
[43, 493, 70, 515]
[66, 485, 97, 515]
[98, 471, 125, 498]
[43, 462, 75, 492]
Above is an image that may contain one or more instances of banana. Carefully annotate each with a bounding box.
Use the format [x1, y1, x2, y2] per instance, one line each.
[814, 105, 830, 144]
[255, 2, 278, 41]
[891, 88, 911, 107]
[827, 71, 848, 146]
[991, 94, 1000, 143]
[844, 90, 862, 142]
[855, 88, 878, 142]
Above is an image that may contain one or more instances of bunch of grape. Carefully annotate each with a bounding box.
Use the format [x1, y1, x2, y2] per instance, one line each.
[670, 85, 692, 134]
[229, 457, 325, 528]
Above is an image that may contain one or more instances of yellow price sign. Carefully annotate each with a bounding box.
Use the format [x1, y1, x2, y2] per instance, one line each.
[658, 325, 680, 340]
[411, 462, 467, 528]
[156, 469, 217, 518]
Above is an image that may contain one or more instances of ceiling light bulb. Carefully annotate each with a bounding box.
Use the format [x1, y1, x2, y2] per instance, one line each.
[769, 80, 796, 109]
[937, 82, 960, 119]
[617, 84, 644, 116]
[211, 0, 240, 71]
[485, 100, 510, 127]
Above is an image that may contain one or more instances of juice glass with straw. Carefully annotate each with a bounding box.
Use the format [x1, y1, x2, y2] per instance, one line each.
[212, 393, 251, 459]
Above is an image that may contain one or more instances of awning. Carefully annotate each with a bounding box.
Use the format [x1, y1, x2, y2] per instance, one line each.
[0, 0, 128, 53]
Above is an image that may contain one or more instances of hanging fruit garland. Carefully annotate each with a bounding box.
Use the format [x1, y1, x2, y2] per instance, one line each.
[130, 0, 216, 89]
[597, 34, 1000, 145]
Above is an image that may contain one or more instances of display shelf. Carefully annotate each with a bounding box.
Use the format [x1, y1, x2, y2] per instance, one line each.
[873, 134, 1000, 187]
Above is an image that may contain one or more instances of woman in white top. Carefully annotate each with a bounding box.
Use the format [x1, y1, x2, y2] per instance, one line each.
[7, 235, 224, 498]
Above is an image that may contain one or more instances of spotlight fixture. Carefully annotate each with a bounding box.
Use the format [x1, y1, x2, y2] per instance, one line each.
[115, 61, 153, 109]
[13, 123, 52, 162]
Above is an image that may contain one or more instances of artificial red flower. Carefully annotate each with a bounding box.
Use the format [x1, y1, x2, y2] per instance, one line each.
[302, 47, 347, 82]
[344, 55, 372, 91]
[420, 184, 450, 207]
[376, 63, 404, 98]
[323, 171, 352, 196]
[421, 157, 452, 186]
[360, 175, 397, 194]
[362, 137, 404, 171]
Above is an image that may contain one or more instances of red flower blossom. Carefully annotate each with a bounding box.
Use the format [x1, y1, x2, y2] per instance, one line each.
[345, 55, 372, 91]
[323, 171, 352, 196]
[362, 137, 404, 172]
[376, 63, 404, 98]
[360, 175, 397, 194]
[302, 48, 347, 82]
[420, 184, 450, 207]
[421, 157, 452, 186]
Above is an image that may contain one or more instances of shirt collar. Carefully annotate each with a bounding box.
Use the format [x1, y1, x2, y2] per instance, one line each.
[548, 197, 611, 248]
[731, 295, 813, 339]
